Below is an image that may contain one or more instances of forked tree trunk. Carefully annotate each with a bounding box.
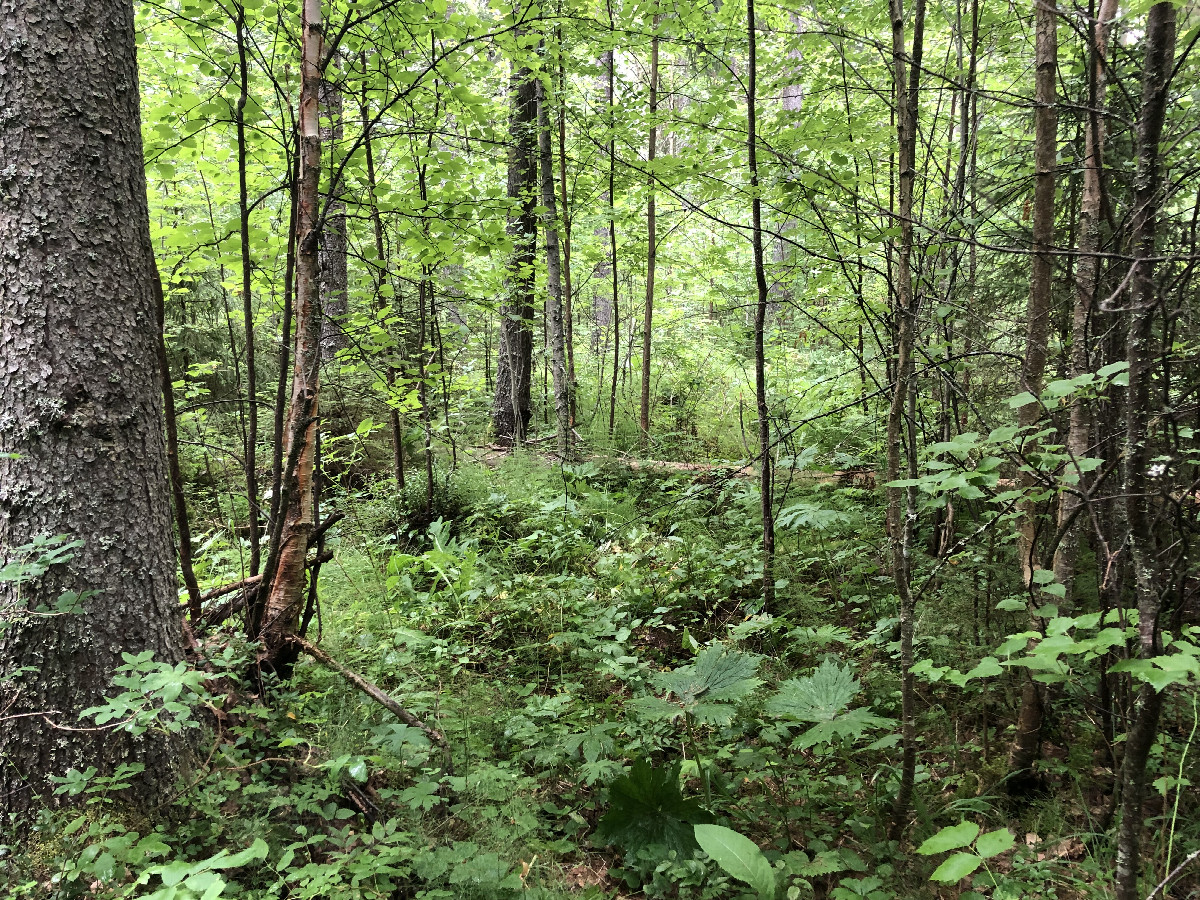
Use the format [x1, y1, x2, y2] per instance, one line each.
[1115, 5, 1176, 896]
[1008, 0, 1059, 787]
[0, 0, 186, 817]
[256, 0, 324, 673]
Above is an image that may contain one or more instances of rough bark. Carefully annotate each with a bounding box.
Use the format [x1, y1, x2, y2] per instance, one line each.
[492, 35, 538, 445]
[1008, 0, 1059, 785]
[0, 0, 186, 817]
[537, 79, 572, 458]
[256, 0, 324, 674]
[1115, 5, 1176, 897]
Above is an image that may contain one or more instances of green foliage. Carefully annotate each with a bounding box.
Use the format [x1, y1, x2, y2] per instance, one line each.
[766, 659, 893, 749]
[917, 822, 1015, 885]
[694, 825, 775, 900]
[594, 759, 714, 857]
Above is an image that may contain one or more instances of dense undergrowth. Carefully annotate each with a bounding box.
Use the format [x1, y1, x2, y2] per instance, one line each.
[3, 453, 1196, 899]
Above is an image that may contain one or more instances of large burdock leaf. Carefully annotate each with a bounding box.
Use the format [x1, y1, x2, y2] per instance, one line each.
[594, 759, 713, 856]
[654, 647, 761, 707]
[766, 658, 893, 747]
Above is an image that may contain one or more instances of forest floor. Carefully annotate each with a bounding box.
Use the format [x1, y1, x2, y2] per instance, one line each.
[5, 452, 1189, 899]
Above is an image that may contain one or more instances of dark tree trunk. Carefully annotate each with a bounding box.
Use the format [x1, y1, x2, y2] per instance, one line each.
[606, 42, 620, 440]
[557, 44, 577, 425]
[360, 68, 405, 491]
[1054, 0, 1116, 600]
[1115, 5, 1176, 896]
[747, 0, 774, 610]
[492, 33, 538, 445]
[886, 0, 926, 841]
[0, 0, 186, 817]
[154, 267, 202, 621]
[235, 2, 261, 575]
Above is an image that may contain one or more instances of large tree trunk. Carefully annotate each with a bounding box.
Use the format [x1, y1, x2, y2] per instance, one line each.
[537, 79, 572, 458]
[1008, 0, 1059, 787]
[1115, 5, 1176, 896]
[0, 0, 186, 817]
[256, 0, 324, 673]
[492, 33, 538, 445]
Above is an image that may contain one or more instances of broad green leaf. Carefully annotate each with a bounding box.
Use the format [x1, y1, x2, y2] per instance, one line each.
[930, 851, 982, 883]
[916, 821, 980, 855]
[655, 647, 761, 707]
[594, 759, 713, 856]
[767, 659, 859, 722]
[694, 824, 776, 900]
[975, 828, 1015, 858]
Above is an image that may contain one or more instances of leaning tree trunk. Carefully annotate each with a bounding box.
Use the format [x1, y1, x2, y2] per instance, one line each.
[1115, 5, 1176, 897]
[1008, 0, 1059, 789]
[492, 32, 538, 445]
[256, 0, 324, 674]
[0, 0, 186, 817]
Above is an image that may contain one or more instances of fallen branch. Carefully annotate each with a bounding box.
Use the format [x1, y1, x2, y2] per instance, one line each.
[291, 635, 446, 748]
[197, 549, 333, 631]
[200, 576, 259, 604]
